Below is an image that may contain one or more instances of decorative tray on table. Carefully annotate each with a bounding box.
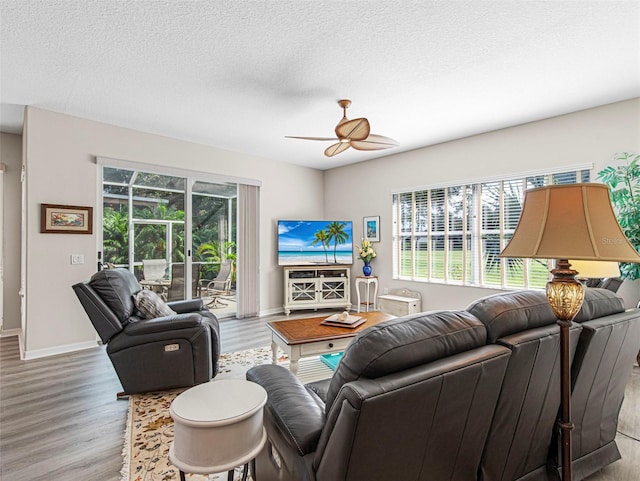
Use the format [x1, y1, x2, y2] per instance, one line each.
[321, 312, 365, 329]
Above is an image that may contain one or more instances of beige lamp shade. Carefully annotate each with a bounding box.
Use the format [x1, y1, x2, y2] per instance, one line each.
[500, 183, 640, 263]
[569, 260, 621, 279]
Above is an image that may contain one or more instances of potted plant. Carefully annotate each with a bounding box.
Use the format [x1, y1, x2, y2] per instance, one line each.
[357, 238, 377, 276]
[597, 152, 640, 279]
[597, 152, 640, 367]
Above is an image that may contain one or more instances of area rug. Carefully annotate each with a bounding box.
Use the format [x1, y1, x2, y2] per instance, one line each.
[121, 346, 333, 481]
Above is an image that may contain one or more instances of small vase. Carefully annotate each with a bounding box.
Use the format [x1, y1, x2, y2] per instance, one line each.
[362, 261, 372, 277]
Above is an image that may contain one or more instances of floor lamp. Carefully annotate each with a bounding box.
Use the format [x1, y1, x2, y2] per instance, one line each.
[500, 183, 640, 481]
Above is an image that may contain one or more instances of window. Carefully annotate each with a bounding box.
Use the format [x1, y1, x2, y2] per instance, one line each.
[392, 167, 591, 289]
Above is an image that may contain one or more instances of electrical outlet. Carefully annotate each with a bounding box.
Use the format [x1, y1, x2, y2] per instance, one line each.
[70, 254, 85, 265]
[383, 287, 389, 294]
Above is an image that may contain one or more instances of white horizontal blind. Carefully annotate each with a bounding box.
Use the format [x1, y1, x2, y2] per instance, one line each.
[392, 168, 591, 289]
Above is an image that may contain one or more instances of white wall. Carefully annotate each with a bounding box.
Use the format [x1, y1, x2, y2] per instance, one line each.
[22, 107, 324, 358]
[14, 99, 640, 356]
[0, 133, 22, 332]
[324, 98, 640, 310]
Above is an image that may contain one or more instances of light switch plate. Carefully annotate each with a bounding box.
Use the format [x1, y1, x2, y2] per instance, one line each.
[71, 254, 85, 265]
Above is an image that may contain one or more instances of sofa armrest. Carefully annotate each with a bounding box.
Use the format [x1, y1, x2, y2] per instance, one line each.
[124, 313, 203, 335]
[305, 379, 330, 403]
[247, 364, 325, 456]
[167, 298, 205, 313]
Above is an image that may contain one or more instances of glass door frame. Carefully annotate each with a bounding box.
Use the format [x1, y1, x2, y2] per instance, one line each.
[130, 219, 176, 274]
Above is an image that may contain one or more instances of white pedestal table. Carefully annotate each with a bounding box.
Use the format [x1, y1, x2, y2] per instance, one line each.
[169, 379, 267, 481]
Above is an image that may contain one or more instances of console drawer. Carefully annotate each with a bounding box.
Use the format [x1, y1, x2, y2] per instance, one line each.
[300, 337, 352, 357]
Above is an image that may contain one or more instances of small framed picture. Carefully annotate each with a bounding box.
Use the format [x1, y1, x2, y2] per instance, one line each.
[41, 204, 93, 234]
[363, 216, 380, 242]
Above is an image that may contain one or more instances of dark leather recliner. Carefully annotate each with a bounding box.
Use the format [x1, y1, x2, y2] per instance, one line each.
[73, 268, 221, 394]
[247, 311, 512, 481]
[551, 288, 639, 479]
[467, 288, 638, 481]
[467, 290, 583, 481]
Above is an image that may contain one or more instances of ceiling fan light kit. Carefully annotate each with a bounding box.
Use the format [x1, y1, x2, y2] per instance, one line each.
[286, 99, 398, 157]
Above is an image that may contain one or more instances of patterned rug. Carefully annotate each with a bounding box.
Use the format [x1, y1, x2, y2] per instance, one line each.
[121, 346, 333, 481]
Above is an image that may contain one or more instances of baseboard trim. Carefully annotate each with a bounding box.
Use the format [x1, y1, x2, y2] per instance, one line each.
[259, 307, 284, 317]
[23, 340, 100, 360]
[0, 328, 22, 338]
[0, 328, 24, 358]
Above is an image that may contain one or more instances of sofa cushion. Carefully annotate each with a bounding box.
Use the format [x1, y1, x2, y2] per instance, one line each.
[467, 289, 625, 342]
[572, 287, 625, 323]
[467, 290, 557, 343]
[324, 310, 487, 412]
[133, 289, 176, 319]
[611, 278, 640, 310]
[89, 268, 141, 323]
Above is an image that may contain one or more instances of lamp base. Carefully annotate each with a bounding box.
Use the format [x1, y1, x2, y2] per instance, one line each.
[546, 259, 585, 322]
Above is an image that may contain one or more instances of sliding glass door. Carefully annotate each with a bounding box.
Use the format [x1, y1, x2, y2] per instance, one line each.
[192, 181, 237, 307]
[101, 166, 237, 316]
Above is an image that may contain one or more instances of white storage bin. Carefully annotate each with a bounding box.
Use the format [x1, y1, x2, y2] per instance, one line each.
[378, 288, 422, 317]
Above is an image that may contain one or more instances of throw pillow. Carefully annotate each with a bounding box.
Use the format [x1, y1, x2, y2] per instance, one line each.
[133, 289, 176, 319]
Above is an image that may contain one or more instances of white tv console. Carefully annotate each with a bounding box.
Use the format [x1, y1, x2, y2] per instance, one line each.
[283, 265, 351, 315]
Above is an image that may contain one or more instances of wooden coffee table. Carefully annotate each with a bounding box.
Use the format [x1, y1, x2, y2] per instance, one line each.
[267, 311, 395, 375]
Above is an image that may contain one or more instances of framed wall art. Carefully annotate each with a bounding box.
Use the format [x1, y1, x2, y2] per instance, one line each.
[41, 204, 93, 234]
[363, 215, 380, 242]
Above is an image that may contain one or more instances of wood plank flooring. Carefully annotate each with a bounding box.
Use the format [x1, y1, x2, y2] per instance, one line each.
[0, 334, 127, 481]
[1, 313, 639, 481]
[0, 314, 277, 481]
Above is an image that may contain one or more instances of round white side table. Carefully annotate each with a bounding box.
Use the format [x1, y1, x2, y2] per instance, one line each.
[169, 379, 268, 481]
[355, 276, 378, 313]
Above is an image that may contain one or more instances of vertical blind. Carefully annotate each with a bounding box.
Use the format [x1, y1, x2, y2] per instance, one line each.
[392, 167, 591, 289]
[236, 184, 260, 318]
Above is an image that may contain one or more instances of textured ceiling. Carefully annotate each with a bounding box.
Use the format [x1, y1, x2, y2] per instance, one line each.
[1, 1, 639, 170]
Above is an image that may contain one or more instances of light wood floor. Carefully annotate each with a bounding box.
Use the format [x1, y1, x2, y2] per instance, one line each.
[1, 314, 638, 481]
[0, 314, 273, 481]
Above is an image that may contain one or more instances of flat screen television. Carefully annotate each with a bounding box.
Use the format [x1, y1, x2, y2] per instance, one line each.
[278, 220, 353, 266]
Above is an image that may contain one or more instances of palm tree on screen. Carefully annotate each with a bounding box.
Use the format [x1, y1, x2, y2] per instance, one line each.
[311, 229, 330, 263]
[327, 222, 349, 263]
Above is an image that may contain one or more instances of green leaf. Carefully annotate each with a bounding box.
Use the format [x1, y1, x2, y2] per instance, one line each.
[597, 152, 640, 279]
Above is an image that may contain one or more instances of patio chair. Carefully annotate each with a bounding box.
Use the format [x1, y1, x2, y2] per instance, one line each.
[202, 261, 233, 308]
[142, 258, 167, 281]
[166, 263, 201, 302]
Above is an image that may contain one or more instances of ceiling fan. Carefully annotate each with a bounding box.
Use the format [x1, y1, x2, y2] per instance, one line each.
[286, 99, 398, 157]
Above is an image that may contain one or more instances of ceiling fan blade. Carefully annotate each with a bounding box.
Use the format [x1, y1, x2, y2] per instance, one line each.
[285, 136, 338, 141]
[335, 118, 370, 141]
[365, 134, 399, 145]
[351, 134, 399, 151]
[324, 142, 351, 157]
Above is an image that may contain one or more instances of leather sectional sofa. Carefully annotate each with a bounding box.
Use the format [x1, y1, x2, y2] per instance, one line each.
[247, 287, 640, 481]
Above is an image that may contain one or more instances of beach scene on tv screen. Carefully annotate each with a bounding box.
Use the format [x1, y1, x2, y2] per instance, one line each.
[278, 220, 353, 265]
